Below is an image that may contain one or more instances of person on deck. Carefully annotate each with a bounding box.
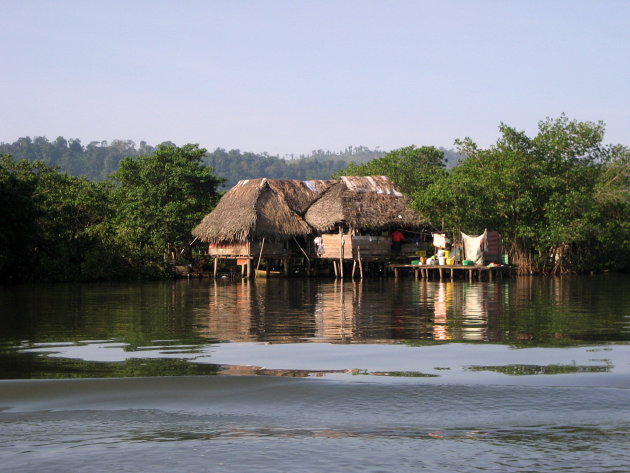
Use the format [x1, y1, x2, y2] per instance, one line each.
[391, 229, 406, 257]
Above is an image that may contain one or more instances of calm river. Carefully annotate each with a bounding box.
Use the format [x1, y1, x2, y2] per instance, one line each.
[1, 274, 629, 472]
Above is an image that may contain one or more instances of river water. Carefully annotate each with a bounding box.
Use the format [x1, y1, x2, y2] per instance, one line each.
[1, 275, 629, 472]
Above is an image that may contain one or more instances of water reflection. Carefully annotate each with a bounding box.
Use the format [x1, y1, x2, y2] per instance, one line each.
[1, 275, 628, 350]
[187, 276, 630, 345]
[2, 275, 629, 380]
[433, 282, 504, 342]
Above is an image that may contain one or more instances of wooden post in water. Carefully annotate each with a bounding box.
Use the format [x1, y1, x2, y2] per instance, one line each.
[357, 248, 363, 280]
[213, 257, 219, 279]
[339, 228, 345, 279]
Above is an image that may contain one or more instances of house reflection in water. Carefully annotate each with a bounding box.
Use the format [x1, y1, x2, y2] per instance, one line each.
[428, 281, 504, 342]
[431, 283, 451, 340]
[313, 280, 358, 342]
[203, 279, 258, 342]
[194, 279, 506, 344]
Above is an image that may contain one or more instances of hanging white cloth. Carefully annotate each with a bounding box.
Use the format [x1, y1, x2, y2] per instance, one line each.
[461, 230, 487, 265]
[432, 232, 447, 249]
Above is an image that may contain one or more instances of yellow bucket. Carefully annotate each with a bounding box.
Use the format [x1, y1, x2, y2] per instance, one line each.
[444, 250, 451, 258]
[446, 257, 455, 265]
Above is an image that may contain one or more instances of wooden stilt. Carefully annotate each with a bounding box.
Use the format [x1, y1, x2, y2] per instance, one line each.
[357, 248, 363, 280]
[213, 257, 218, 278]
[339, 229, 345, 279]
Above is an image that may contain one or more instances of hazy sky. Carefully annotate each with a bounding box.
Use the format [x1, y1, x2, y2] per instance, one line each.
[1, 0, 628, 156]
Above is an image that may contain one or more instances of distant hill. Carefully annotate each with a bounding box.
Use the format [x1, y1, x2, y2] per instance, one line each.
[0, 136, 464, 189]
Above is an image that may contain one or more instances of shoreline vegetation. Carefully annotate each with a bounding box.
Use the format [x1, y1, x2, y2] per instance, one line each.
[1, 115, 628, 283]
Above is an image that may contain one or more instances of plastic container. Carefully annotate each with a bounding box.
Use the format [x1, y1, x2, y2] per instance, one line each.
[437, 250, 445, 258]
[446, 257, 455, 265]
[444, 250, 451, 258]
[438, 256, 446, 265]
[463, 260, 474, 266]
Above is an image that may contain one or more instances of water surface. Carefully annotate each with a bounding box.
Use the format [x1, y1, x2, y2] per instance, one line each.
[1, 275, 629, 472]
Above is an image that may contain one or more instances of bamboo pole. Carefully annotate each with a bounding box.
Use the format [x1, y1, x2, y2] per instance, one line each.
[256, 237, 266, 274]
[357, 247, 364, 280]
[246, 241, 253, 279]
[339, 228, 344, 279]
[292, 237, 310, 262]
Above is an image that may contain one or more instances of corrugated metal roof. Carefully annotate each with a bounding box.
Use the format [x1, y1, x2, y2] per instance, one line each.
[340, 176, 403, 196]
[302, 179, 335, 193]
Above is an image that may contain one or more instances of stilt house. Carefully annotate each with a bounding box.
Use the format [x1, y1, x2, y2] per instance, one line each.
[192, 178, 332, 276]
[304, 176, 432, 263]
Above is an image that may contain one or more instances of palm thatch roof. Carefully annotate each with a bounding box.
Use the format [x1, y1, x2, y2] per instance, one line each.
[304, 176, 425, 232]
[193, 178, 333, 242]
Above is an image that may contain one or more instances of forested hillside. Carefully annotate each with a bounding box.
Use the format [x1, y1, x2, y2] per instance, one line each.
[0, 137, 461, 188]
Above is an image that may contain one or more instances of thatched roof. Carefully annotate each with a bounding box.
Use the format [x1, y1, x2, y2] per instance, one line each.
[304, 176, 425, 232]
[193, 178, 333, 242]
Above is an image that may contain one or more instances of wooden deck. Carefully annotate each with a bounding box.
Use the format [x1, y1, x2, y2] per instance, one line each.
[388, 264, 511, 281]
[175, 263, 511, 281]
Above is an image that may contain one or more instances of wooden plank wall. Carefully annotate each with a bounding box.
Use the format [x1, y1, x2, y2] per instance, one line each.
[208, 240, 291, 258]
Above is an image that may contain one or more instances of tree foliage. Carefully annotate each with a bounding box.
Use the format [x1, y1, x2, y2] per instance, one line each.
[0, 145, 223, 282]
[414, 116, 630, 273]
[110, 144, 223, 273]
[0, 155, 120, 282]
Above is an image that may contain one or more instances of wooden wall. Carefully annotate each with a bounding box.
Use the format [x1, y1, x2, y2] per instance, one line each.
[208, 240, 293, 258]
[318, 233, 427, 260]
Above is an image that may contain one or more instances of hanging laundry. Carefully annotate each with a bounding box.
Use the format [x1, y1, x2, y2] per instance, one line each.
[432, 232, 447, 249]
[461, 230, 487, 265]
